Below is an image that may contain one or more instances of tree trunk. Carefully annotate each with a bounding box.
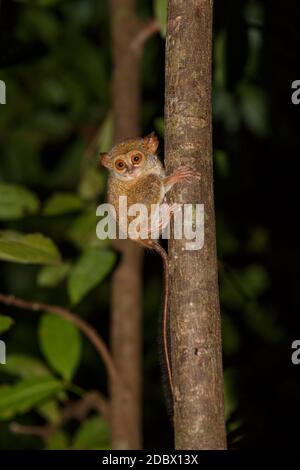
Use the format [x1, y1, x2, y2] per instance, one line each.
[165, 0, 227, 449]
[110, 0, 143, 450]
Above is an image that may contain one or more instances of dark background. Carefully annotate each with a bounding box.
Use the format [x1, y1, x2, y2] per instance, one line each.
[0, 0, 299, 450]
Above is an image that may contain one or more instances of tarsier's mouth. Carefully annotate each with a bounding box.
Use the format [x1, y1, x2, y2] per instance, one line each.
[127, 167, 142, 176]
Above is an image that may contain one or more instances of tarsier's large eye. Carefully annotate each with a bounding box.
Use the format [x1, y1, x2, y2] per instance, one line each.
[131, 153, 143, 165]
[115, 159, 126, 171]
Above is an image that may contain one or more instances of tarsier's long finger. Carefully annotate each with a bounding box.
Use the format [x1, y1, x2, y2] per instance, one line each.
[176, 166, 201, 180]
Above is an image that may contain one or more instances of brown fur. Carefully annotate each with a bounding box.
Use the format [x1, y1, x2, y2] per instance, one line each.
[100, 132, 200, 403]
[102, 133, 166, 231]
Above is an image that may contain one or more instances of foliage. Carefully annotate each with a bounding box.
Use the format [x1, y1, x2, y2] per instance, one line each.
[0, 316, 14, 335]
[68, 248, 116, 305]
[0, 232, 61, 264]
[0, 377, 63, 420]
[72, 416, 109, 450]
[0, 0, 115, 450]
[38, 314, 81, 381]
[154, 0, 167, 37]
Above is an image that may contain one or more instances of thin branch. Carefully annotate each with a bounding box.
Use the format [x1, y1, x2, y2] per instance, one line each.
[110, 0, 144, 449]
[10, 390, 110, 442]
[130, 19, 160, 54]
[10, 422, 52, 441]
[0, 293, 119, 386]
[60, 390, 110, 424]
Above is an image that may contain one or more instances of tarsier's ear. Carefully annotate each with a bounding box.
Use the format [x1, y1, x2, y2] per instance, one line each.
[100, 152, 111, 169]
[143, 132, 159, 154]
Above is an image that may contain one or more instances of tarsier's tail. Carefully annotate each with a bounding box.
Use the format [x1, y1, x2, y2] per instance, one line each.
[144, 240, 174, 404]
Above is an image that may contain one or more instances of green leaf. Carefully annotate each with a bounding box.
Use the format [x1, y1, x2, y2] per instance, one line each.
[214, 150, 229, 178]
[46, 430, 69, 450]
[0, 315, 14, 334]
[39, 78, 67, 106]
[43, 192, 84, 216]
[0, 377, 63, 420]
[72, 416, 109, 450]
[38, 314, 81, 381]
[0, 232, 61, 265]
[0, 183, 40, 220]
[154, 117, 164, 137]
[239, 84, 269, 136]
[5, 354, 52, 379]
[37, 263, 71, 287]
[67, 207, 110, 249]
[19, 9, 60, 44]
[68, 248, 116, 305]
[38, 400, 60, 424]
[154, 0, 168, 37]
[79, 167, 105, 201]
[240, 264, 269, 298]
[213, 89, 241, 133]
[244, 1, 264, 27]
[98, 113, 113, 153]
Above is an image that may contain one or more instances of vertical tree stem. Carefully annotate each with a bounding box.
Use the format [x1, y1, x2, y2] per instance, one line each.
[110, 0, 143, 450]
[165, 0, 227, 449]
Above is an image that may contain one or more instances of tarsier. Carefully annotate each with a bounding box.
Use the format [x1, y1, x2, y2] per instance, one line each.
[100, 133, 199, 399]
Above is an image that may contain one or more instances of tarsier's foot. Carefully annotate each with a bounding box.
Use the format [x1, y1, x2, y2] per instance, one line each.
[147, 203, 180, 239]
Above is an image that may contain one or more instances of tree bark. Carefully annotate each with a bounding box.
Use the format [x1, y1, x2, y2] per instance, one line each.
[110, 0, 143, 450]
[165, 0, 227, 449]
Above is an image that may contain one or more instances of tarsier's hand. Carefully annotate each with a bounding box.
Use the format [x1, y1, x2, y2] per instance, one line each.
[163, 166, 200, 192]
